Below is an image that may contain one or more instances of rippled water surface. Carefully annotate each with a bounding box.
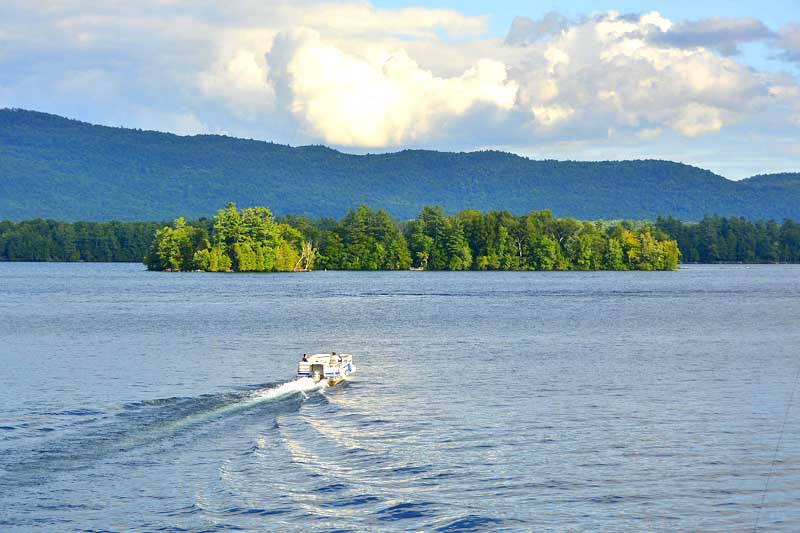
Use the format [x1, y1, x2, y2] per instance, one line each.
[1, 263, 800, 531]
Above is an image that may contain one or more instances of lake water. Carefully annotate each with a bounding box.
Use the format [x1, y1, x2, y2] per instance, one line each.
[1, 263, 799, 532]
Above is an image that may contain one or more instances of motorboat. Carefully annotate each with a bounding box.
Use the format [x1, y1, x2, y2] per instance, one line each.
[297, 352, 355, 386]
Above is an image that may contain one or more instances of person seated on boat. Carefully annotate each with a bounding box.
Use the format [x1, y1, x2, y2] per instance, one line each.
[301, 354, 308, 362]
[331, 352, 341, 363]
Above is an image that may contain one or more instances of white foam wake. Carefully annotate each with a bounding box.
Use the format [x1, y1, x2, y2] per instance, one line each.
[246, 377, 328, 405]
[205, 378, 328, 420]
[125, 378, 327, 446]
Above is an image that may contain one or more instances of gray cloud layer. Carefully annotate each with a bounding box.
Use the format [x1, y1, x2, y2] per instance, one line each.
[652, 17, 774, 56]
[776, 23, 800, 62]
[504, 13, 567, 46]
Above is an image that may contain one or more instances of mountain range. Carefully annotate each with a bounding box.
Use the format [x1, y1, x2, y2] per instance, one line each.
[1, 108, 798, 222]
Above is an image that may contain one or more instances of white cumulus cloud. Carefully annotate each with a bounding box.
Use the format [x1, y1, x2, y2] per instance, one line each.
[200, 48, 275, 118]
[267, 28, 517, 146]
[508, 11, 784, 139]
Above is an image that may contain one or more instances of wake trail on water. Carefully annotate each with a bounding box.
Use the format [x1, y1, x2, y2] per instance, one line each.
[130, 377, 329, 443]
[0, 378, 330, 489]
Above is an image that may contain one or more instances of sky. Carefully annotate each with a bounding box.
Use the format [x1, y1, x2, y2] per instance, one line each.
[1, 1, 799, 179]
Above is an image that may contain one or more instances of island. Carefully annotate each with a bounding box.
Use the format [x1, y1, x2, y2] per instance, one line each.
[143, 203, 680, 272]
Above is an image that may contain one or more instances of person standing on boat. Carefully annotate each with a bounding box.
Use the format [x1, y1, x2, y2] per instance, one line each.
[302, 354, 308, 362]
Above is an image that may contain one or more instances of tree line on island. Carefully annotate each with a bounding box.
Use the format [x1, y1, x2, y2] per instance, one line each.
[144, 203, 680, 271]
[2, 207, 799, 268]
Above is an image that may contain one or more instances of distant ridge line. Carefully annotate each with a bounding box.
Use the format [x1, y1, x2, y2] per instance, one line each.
[1, 108, 798, 222]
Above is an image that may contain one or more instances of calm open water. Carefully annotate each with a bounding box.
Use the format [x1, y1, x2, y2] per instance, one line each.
[1, 263, 799, 532]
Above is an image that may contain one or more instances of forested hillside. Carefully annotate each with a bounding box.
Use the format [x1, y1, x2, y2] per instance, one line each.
[655, 216, 800, 263]
[2, 109, 799, 222]
[0, 219, 163, 262]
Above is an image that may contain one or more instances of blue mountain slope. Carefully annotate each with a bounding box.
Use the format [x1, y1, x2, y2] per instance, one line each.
[1, 108, 798, 221]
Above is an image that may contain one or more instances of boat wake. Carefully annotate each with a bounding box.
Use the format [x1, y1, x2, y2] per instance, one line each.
[117, 378, 330, 448]
[249, 377, 329, 403]
[0, 378, 331, 491]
